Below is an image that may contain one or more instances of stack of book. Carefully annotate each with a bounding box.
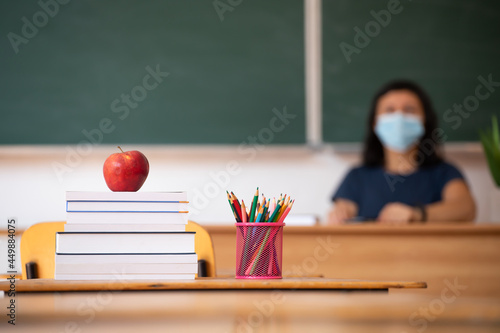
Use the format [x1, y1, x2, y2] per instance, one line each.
[55, 191, 197, 280]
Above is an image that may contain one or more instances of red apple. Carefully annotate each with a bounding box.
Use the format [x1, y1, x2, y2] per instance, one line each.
[103, 147, 149, 192]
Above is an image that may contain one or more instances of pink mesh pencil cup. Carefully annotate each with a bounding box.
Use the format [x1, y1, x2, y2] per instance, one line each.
[235, 222, 285, 279]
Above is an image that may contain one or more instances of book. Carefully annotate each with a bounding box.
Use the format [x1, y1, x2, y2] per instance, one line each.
[55, 232, 195, 254]
[64, 223, 186, 232]
[54, 253, 198, 264]
[54, 273, 195, 280]
[55, 262, 198, 274]
[66, 201, 189, 212]
[66, 191, 188, 202]
[66, 212, 188, 224]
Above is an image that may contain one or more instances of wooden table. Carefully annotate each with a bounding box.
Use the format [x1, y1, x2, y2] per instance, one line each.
[0, 277, 426, 293]
[1, 289, 498, 332]
[206, 224, 500, 297]
[2, 224, 499, 331]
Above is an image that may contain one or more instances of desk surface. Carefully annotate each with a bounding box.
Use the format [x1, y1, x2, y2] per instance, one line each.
[207, 224, 500, 297]
[1, 290, 498, 333]
[0, 277, 426, 292]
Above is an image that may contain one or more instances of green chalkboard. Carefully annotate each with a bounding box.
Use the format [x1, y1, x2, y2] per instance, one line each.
[323, 0, 500, 142]
[0, 0, 305, 144]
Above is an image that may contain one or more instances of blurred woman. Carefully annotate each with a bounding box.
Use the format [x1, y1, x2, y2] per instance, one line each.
[328, 80, 476, 224]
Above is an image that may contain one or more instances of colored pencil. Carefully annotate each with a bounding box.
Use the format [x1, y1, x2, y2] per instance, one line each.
[276, 197, 290, 221]
[230, 193, 242, 222]
[269, 198, 276, 217]
[268, 202, 282, 222]
[241, 200, 248, 223]
[249, 228, 272, 274]
[249, 187, 259, 222]
[278, 200, 294, 223]
[231, 191, 242, 219]
[227, 191, 240, 222]
[255, 204, 264, 223]
[261, 199, 270, 222]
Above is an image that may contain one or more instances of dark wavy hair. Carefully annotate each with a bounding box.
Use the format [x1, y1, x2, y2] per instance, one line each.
[362, 80, 443, 168]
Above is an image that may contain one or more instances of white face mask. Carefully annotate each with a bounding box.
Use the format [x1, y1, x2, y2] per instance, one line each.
[374, 112, 424, 152]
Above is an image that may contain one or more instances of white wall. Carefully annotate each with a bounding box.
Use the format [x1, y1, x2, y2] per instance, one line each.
[0, 144, 498, 230]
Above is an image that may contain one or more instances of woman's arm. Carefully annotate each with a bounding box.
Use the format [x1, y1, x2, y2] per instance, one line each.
[377, 178, 476, 224]
[328, 198, 358, 225]
[424, 178, 476, 222]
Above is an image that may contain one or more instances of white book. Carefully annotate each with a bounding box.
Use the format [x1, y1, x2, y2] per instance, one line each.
[55, 274, 195, 280]
[64, 223, 186, 232]
[55, 232, 195, 254]
[66, 191, 188, 202]
[66, 201, 189, 212]
[66, 212, 188, 225]
[55, 253, 198, 264]
[55, 263, 198, 274]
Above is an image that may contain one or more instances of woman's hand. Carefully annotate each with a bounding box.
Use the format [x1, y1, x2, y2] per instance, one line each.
[377, 202, 421, 225]
[328, 199, 358, 225]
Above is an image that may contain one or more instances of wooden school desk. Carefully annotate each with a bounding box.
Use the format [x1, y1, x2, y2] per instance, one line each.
[2, 224, 500, 332]
[0, 277, 425, 293]
[207, 224, 500, 297]
[0, 225, 500, 333]
[0, 285, 499, 333]
[0, 277, 430, 332]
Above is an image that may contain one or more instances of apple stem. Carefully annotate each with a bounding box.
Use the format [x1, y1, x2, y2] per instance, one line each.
[117, 146, 124, 153]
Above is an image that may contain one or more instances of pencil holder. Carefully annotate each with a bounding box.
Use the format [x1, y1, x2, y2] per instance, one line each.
[235, 222, 285, 279]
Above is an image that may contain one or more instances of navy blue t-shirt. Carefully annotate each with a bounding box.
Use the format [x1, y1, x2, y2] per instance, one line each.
[332, 162, 464, 220]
